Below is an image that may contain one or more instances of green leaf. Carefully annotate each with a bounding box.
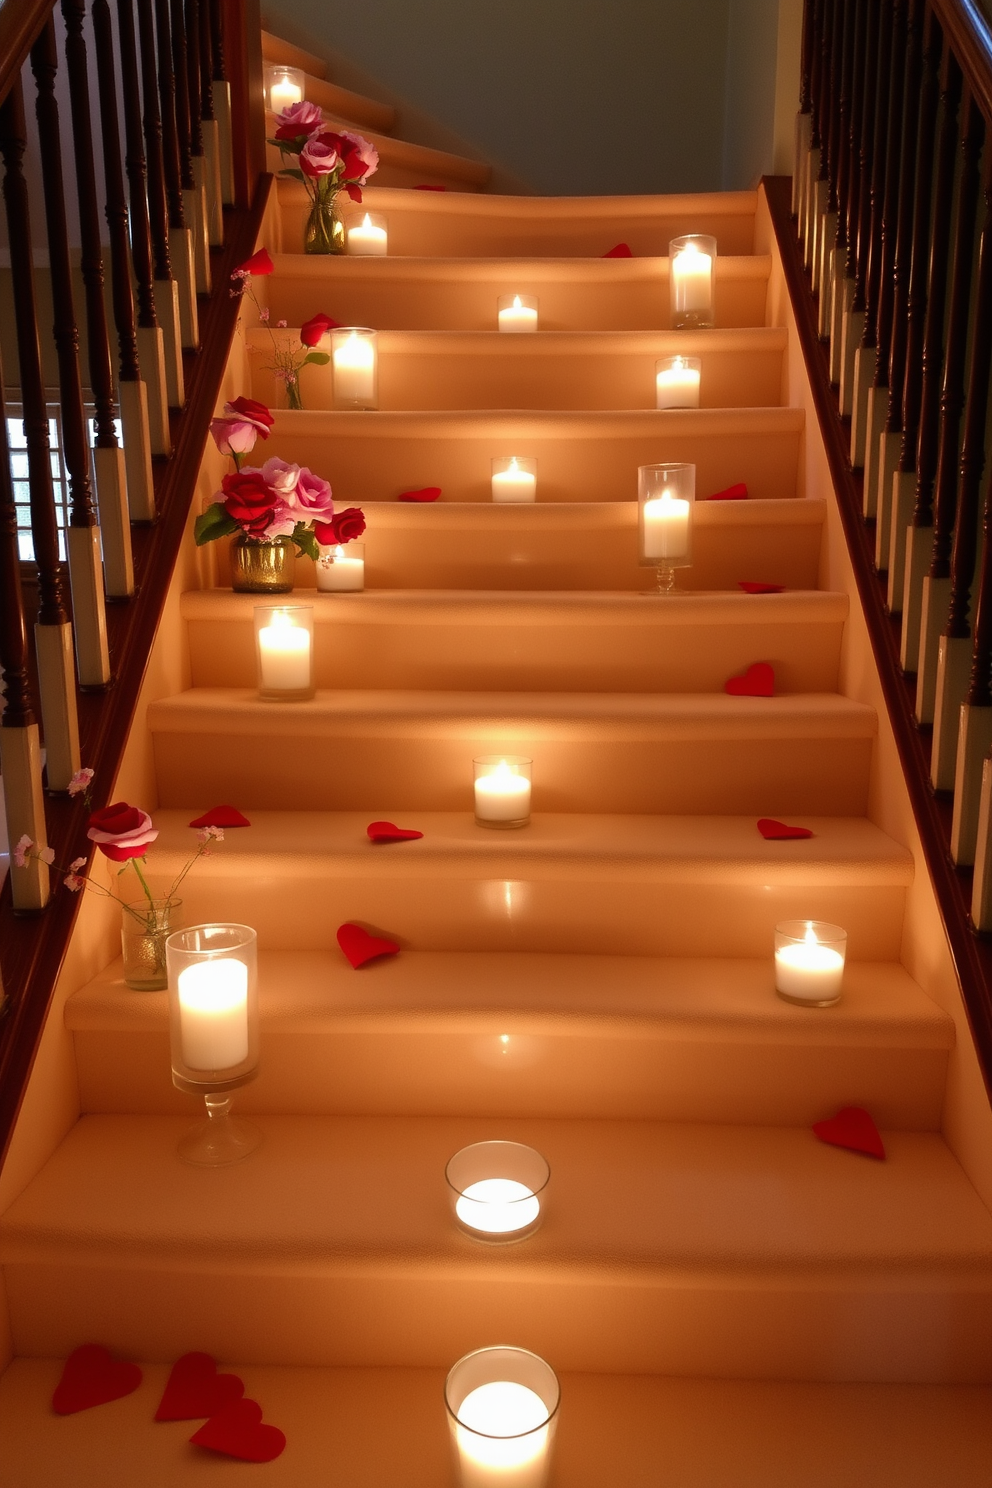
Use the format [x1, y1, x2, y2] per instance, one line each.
[294, 528, 320, 562]
[302, 351, 330, 366]
[194, 504, 239, 546]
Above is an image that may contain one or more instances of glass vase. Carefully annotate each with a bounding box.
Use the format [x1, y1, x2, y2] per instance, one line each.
[121, 897, 181, 991]
[304, 184, 345, 255]
[230, 534, 296, 593]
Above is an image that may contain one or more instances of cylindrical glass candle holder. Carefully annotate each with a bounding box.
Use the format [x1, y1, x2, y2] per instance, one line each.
[497, 293, 538, 332]
[638, 462, 695, 593]
[265, 65, 305, 112]
[331, 327, 378, 408]
[347, 212, 388, 255]
[445, 1347, 560, 1488]
[669, 234, 717, 328]
[316, 540, 365, 592]
[491, 456, 537, 504]
[166, 923, 262, 1166]
[774, 919, 847, 1007]
[446, 1141, 550, 1244]
[474, 756, 532, 828]
[656, 354, 701, 409]
[254, 605, 315, 700]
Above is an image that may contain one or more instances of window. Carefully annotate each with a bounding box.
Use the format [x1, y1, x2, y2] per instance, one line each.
[8, 410, 122, 563]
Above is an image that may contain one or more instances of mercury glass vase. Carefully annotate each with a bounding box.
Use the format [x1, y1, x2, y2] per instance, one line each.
[230, 534, 296, 593]
[121, 897, 181, 991]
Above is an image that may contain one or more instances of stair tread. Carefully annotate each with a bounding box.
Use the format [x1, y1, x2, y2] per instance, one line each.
[302, 73, 397, 133]
[356, 496, 825, 528]
[266, 250, 771, 281]
[266, 112, 491, 187]
[261, 29, 328, 79]
[251, 327, 786, 354]
[265, 404, 804, 437]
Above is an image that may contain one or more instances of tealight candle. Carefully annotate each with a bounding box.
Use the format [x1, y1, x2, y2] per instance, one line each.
[669, 234, 717, 328]
[638, 461, 695, 592]
[177, 958, 249, 1070]
[265, 66, 304, 112]
[774, 919, 847, 1006]
[316, 541, 365, 592]
[474, 756, 532, 828]
[331, 326, 378, 408]
[347, 212, 388, 256]
[445, 1347, 560, 1488]
[656, 354, 701, 409]
[446, 1141, 549, 1243]
[491, 456, 537, 503]
[498, 293, 538, 332]
[254, 605, 315, 700]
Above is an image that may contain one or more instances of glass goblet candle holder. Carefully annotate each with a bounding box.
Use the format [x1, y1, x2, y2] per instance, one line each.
[265, 65, 305, 112]
[445, 1346, 560, 1488]
[497, 293, 538, 332]
[316, 540, 365, 592]
[669, 234, 717, 328]
[254, 604, 315, 700]
[491, 456, 537, 503]
[346, 212, 388, 255]
[474, 756, 532, 828]
[166, 923, 261, 1167]
[638, 462, 695, 593]
[774, 919, 847, 1007]
[656, 354, 701, 409]
[446, 1141, 550, 1244]
[330, 326, 378, 408]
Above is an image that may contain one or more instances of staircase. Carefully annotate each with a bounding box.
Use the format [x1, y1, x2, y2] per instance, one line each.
[1, 24, 992, 1485]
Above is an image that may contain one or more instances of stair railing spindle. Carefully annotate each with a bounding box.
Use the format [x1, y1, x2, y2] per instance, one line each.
[810, 0, 835, 291]
[185, 0, 219, 259]
[851, 0, 893, 467]
[171, 0, 209, 294]
[794, 0, 815, 219]
[155, 0, 199, 347]
[209, 0, 234, 206]
[820, 0, 852, 343]
[826, 0, 861, 376]
[197, 0, 222, 242]
[840, 0, 880, 418]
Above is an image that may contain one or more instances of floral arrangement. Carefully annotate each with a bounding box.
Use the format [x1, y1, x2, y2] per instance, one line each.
[267, 102, 379, 254]
[228, 249, 340, 411]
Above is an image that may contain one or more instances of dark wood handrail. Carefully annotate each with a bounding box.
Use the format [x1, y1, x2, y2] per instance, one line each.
[0, 0, 55, 106]
[932, 0, 992, 117]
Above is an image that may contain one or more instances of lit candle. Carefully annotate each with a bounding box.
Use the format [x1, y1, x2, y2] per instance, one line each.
[177, 959, 249, 1071]
[317, 543, 365, 592]
[455, 1381, 551, 1487]
[498, 295, 538, 333]
[656, 355, 700, 409]
[475, 760, 531, 825]
[270, 77, 303, 110]
[775, 922, 846, 1005]
[671, 241, 713, 314]
[258, 610, 311, 692]
[333, 330, 376, 404]
[642, 489, 691, 560]
[456, 1179, 540, 1237]
[491, 458, 537, 504]
[347, 212, 388, 256]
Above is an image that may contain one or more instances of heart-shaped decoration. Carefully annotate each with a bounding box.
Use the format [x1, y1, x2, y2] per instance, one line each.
[708, 482, 749, 501]
[757, 818, 814, 840]
[367, 820, 424, 843]
[190, 1399, 286, 1462]
[813, 1106, 886, 1160]
[337, 922, 400, 968]
[188, 805, 251, 828]
[398, 487, 441, 502]
[738, 581, 785, 594]
[603, 242, 633, 257]
[155, 1353, 245, 1421]
[725, 662, 775, 697]
[52, 1345, 142, 1415]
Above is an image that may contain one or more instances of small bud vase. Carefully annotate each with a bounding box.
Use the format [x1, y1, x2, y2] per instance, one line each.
[230, 534, 296, 593]
[122, 897, 181, 991]
[304, 184, 345, 255]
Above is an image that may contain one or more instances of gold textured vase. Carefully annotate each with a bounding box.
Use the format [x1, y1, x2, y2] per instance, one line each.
[230, 534, 296, 593]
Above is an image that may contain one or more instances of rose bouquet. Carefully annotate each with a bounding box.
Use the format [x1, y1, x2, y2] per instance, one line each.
[266, 101, 379, 254]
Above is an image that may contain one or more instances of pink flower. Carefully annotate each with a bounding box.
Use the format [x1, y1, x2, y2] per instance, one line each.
[277, 319, 288, 328]
[70, 857, 87, 871]
[87, 802, 158, 862]
[299, 133, 341, 178]
[196, 825, 224, 844]
[337, 130, 379, 183]
[292, 467, 334, 520]
[64, 874, 85, 892]
[38, 847, 55, 865]
[13, 834, 32, 868]
[210, 398, 273, 458]
[260, 456, 301, 497]
[258, 308, 270, 323]
[274, 100, 324, 140]
[68, 767, 94, 797]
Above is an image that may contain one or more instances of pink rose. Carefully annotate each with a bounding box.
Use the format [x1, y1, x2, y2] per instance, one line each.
[337, 130, 379, 183]
[210, 416, 262, 457]
[300, 133, 341, 178]
[274, 100, 324, 139]
[293, 467, 334, 520]
[86, 802, 158, 862]
[259, 456, 301, 498]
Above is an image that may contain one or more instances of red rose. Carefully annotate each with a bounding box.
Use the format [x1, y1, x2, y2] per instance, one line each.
[226, 396, 274, 431]
[235, 248, 274, 276]
[300, 312, 341, 347]
[315, 506, 366, 546]
[87, 802, 158, 861]
[221, 470, 280, 538]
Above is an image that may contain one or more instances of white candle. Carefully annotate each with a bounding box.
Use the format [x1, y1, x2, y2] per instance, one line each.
[456, 1179, 540, 1236]
[333, 331, 376, 404]
[347, 212, 387, 256]
[491, 458, 536, 504]
[455, 1382, 550, 1487]
[775, 924, 845, 1003]
[656, 356, 700, 409]
[498, 295, 538, 333]
[642, 490, 690, 559]
[258, 612, 311, 691]
[475, 761, 531, 823]
[671, 242, 712, 314]
[178, 959, 249, 1071]
[317, 544, 365, 591]
[269, 78, 303, 111]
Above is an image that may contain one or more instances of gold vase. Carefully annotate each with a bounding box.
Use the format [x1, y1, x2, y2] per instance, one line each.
[230, 534, 296, 593]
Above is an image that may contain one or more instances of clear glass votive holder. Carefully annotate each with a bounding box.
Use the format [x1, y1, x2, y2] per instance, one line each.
[497, 293, 539, 332]
[166, 923, 261, 1166]
[265, 65, 305, 112]
[656, 354, 701, 409]
[491, 456, 537, 503]
[638, 462, 695, 593]
[446, 1141, 550, 1244]
[330, 326, 378, 409]
[316, 540, 365, 592]
[474, 756, 532, 828]
[669, 233, 717, 328]
[347, 212, 388, 256]
[774, 919, 847, 1007]
[254, 604, 315, 700]
[445, 1346, 560, 1488]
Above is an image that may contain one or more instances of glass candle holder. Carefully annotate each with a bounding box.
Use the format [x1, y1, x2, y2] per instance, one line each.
[265, 65, 305, 112]
[445, 1346, 560, 1488]
[774, 919, 847, 1007]
[656, 354, 701, 409]
[491, 456, 537, 504]
[254, 605, 315, 700]
[497, 293, 538, 332]
[331, 327, 378, 408]
[347, 212, 388, 255]
[474, 756, 532, 828]
[669, 234, 717, 328]
[638, 462, 695, 593]
[316, 540, 365, 592]
[166, 924, 261, 1167]
[446, 1141, 549, 1244]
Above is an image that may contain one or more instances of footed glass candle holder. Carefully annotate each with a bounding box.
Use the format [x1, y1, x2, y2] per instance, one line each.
[638, 462, 695, 593]
[656, 354, 701, 409]
[166, 924, 261, 1167]
[669, 234, 717, 328]
[491, 456, 537, 503]
[445, 1347, 560, 1488]
[265, 65, 304, 112]
[347, 212, 388, 255]
[774, 919, 847, 1007]
[316, 540, 365, 592]
[446, 1141, 549, 1244]
[331, 327, 378, 408]
[474, 756, 532, 828]
[254, 605, 315, 700]
[497, 293, 538, 332]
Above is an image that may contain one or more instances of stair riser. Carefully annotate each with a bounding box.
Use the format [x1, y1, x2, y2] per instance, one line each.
[267, 138, 489, 193]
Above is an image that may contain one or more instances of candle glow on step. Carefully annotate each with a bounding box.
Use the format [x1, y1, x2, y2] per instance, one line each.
[474, 757, 532, 827]
[491, 456, 537, 503]
[177, 958, 249, 1070]
[498, 293, 538, 332]
[655, 354, 701, 409]
[331, 327, 378, 407]
[347, 212, 388, 255]
[265, 66, 304, 112]
[669, 234, 717, 328]
[774, 919, 847, 1006]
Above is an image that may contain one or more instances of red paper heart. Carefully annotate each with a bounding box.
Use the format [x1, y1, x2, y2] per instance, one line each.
[52, 1345, 142, 1415]
[190, 1399, 286, 1462]
[337, 922, 400, 968]
[367, 820, 424, 843]
[757, 818, 814, 840]
[738, 581, 785, 594]
[603, 242, 633, 257]
[188, 805, 251, 828]
[398, 487, 441, 502]
[708, 482, 749, 501]
[725, 662, 775, 697]
[813, 1106, 886, 1160]
[155, 1353, 245, 1421]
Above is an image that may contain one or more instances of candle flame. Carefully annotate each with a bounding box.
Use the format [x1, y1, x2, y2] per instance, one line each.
[804, 921, 819, 946]
[267, 609, 296, 630]
[673, 356, 685, 370]
[333, 545, 346, 559]
[362, 213, 373, 228]
[512, 295, 523, 308]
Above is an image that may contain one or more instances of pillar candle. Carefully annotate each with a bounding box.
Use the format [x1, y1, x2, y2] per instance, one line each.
[455, 1382, 551, 1487]
[671, 242, 712, 313]
[656, 356, 700, 409]
[258, 614, 311, 691]
[317, 544, 365, 591]
[642, 490, 691, 559]
[775, 926, 845, 1003]
[475, 762, 531, 822]
[333, 331, 376, 403]
[492, 459, 537, 503]
[498, 295, 538, 332]
[178, 959, 249, 1070]
[348, 213, 388, 256]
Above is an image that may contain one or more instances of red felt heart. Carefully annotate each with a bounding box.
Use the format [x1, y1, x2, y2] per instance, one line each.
[398, 486, 441, 502]
[155, 1353, 245, 1421]
[190, 1399, 286, 1462]
[52, 1345, 142, 1415]
[367, 820, 424, 843]
[708, 482, 749, 501]
[188, 805, 251, 828]
[757, 818, 814, 840]
[337, 922, 400, 968]
[725, 662, 775, 697]
[603, 242, 633, 257]
[738, 581, 785, 594]
[813, 1106, 886, 1160]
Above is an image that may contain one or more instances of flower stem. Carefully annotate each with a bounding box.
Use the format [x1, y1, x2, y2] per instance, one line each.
[130, 855, 156, 910]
